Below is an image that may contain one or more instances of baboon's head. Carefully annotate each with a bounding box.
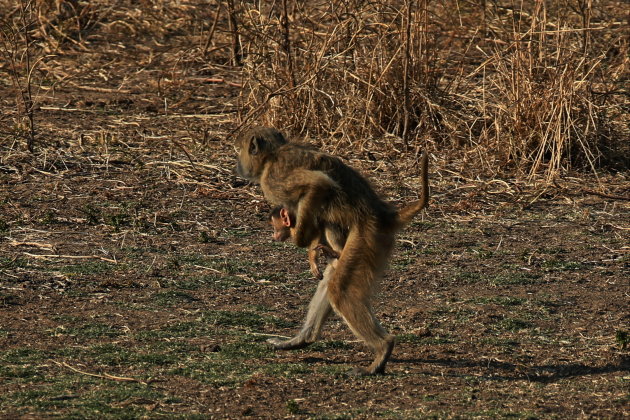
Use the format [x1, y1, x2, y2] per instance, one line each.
[269, 206, 294, 242]
[235, 127, 287, 182]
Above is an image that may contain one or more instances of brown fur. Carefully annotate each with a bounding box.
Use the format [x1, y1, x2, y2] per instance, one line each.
[236, 126, 429, 375]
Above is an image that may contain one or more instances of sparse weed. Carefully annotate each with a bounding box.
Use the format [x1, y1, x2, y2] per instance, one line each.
[61, 261, 115, 276]
[616, 330, 628, 350]
[152, 290, 199, 307]
[495, 318, 533, 332]
[488, 272, 541, 286]
[286, 399, 301, 415]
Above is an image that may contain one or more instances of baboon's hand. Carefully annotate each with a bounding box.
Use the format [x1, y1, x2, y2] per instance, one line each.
[315, 244, 340, 259]
[309, 263, 323, 279]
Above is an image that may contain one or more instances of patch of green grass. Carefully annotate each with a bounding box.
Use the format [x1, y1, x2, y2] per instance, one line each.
[470, 296, 526, 306]
[168, 351, 255, 387]
[50, 322, 125, 339]
[0, 379, 168, 417]
[286, 399, 302, 415]
[1, 347, 48, 364]
[79, 204, 101, 225]
[449, 271, 484, 284]
[494, 317, 533, 332]
[219, 342, 271, 359]
[107, 212, 132, 229]
[541, 259, 584, 272]
[430, 306, 477, 324]
[174, 274, 251, 290]
[152, 290, 199, 306]
[203, 309, 295, 330]
[0, 363, 43, 380]
[419, 245, 447, 256]
[311, 413, 354, 420]
[462, 409, 540, 419]
[469, 247, 494, 259]
[223, 227, 251, 238]
[135, 321, 209, 339]
[309, 340, 352, 351]
[316, 364, 358, 378]
[0, 348, 48, 384]
[0, 256, 28, 269]
[265, 362, 314, 376]
[135, 310, 294, 341]
[57, 340, 198, 369]
[60, 261, 115, 276]
[40, 210, 59, 225]
[616, 330, 628, 350]
[168, 254, 262, 277]
[396, 333, 453, 345]
[480, 337, 520, 348]
[487, 272, 541, 286]
[0, 292, 21, 306]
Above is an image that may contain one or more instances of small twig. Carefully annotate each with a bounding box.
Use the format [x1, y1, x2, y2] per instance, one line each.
[23, 252, 117, 263]
[39, 106, 98, 113]
[226, 0, 241, 66]
[202, 2, 222, 55]
[195, 77, 242, 88]
[581, 188, 630, 201]
[67, 82, 131, 94]
[8, 239, 53, 250]
[169, 138, 198, 173]
[53, 361, 147, 385]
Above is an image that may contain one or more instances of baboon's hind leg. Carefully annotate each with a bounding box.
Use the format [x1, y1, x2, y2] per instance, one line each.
[329, 293, 395, 375]
[326, 232, 396, 375]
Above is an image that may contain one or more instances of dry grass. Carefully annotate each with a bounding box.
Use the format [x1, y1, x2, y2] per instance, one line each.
[233, 0, 628, 179]
[0, 0, 628, 181]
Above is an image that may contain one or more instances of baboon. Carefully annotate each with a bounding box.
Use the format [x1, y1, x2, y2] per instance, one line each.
[236, 126, 429, 375]
[269, 206, 340, 279]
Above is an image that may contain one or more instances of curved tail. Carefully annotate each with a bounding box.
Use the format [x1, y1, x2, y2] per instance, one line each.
[397, 152, 429, 228]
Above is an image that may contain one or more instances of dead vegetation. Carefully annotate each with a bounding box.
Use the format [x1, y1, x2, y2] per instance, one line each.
[1, 0, 628, 180]
[233, 0, 629, 179]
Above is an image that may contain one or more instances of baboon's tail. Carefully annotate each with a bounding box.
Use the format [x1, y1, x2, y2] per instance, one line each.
[397, 152, 429, 228]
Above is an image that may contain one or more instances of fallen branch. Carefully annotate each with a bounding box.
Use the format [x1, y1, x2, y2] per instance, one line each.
[53, 361, 146, 385]
[196, 77, 242, 88]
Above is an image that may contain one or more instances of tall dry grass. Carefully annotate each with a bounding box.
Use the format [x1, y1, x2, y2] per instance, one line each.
[0, 1, 627, 179]
[233, 0, 628, 179]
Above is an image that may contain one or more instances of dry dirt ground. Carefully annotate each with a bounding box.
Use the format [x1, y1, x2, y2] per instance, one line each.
[1, 21, 629, 420]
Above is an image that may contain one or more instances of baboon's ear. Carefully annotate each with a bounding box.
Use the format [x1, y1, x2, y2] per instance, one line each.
[279, 208, 292, 227]
[249, 135, 265, 155]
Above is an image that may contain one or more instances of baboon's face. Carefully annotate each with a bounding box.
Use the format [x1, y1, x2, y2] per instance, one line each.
[235, 127, 287, 182]
[235, 133, 263, 181]
[270, 215, 292, 242]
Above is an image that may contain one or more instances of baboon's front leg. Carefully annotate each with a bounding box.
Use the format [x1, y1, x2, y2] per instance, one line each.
[268, 265, 335, 349]
[289, 170, 338, 248]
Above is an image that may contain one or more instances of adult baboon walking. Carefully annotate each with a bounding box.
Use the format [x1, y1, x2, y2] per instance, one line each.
[235, 126, 428, 375]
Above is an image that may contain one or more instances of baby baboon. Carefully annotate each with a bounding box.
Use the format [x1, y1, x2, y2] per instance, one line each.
[236, 126, 429, 375]
[269, 206, 339, 279]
